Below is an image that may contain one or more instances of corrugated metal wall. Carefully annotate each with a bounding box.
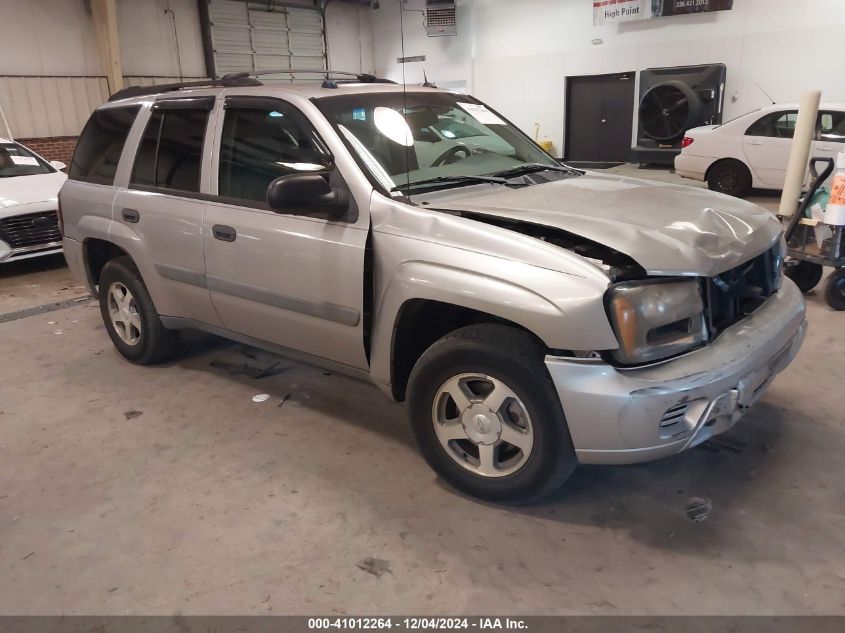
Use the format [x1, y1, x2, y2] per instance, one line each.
[0, 75, 206, 139]
[0, 76, 109, 139]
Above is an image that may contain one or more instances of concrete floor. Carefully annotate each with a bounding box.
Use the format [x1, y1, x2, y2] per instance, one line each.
[1, 167, 844, 616]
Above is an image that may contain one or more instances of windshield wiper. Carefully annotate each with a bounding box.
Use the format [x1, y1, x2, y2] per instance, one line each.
[492, 163, 581, 178]
[390, 174, 510, 192]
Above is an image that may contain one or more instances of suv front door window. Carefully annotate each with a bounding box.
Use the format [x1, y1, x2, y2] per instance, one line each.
[203, 96, 369, 369]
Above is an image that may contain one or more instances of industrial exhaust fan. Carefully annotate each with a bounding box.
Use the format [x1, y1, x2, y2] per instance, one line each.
[426, 0, 457, 37]
[632, 63, 727, 165]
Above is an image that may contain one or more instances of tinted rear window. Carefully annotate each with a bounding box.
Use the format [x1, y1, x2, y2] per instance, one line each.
[69, 106, 139, 185]
[131, 107, 208, 192]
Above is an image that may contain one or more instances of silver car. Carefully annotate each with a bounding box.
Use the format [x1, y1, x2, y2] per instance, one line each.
[59, 74, 806, 503]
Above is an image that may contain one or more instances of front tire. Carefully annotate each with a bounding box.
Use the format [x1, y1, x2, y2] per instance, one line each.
[406, 324, 577, 504]
[98, 257, 178, 364]
[707, 159, 752, 198]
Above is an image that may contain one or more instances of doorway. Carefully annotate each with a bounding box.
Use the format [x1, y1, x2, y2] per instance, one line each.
[565, 72, 635, 165]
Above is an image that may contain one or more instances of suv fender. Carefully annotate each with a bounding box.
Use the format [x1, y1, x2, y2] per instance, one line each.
[369, 260, 618, 391]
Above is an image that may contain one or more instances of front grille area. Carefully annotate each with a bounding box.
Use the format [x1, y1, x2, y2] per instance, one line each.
[0, 210, 61, 250]
[703, 243, 780, 338]
[660, 403, 689, 428]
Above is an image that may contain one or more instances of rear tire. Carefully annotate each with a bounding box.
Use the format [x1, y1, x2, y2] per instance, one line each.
[785, 260, 824, 294]
[406, 324, 577, 504]
[707, 160, 752, 198]
[823, 268, 845, 310]
[98, 257, 178, 364]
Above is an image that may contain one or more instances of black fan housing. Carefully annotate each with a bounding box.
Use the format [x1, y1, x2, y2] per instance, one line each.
[632, 64, 726, 165]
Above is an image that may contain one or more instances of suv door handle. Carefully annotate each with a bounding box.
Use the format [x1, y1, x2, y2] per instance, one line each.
[121, 208, 140, 223]
[817, 145, 835, 151]
[212, 224, 237, 242]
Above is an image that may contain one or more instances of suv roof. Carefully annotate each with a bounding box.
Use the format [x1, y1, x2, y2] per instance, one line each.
[107, 81, 443, 108]
[105, 69, 443, 105]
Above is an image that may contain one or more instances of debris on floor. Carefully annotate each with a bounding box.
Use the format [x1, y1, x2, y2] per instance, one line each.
[277, 394, 292, 407]
[685, 497, 713, 522]
[123, 410, 143, 420]
[209, 360, 290, 379]
[357, 557, 391, 578]
[252, 394, 271, 403]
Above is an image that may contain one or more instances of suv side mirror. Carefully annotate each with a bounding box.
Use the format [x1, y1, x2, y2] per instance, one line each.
[266, 174, 348, 216]
[50, 160, 67, 171]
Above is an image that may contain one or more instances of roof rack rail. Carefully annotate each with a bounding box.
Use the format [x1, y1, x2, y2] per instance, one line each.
[222, 69, 396, 85]
[108, 76, 262, 102]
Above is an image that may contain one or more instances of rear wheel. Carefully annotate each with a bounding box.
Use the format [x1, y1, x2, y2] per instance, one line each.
[406, 324, 577, 504]
[823, 268, 845, 310]
[785, 260, 824, 294]
[707, 160, 752, 198]
[98, 257, 178, 364]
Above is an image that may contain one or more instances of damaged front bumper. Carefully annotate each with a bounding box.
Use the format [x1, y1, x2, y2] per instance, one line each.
[545, 279, 807, 465]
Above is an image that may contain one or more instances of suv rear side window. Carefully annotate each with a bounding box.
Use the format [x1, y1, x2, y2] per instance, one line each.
[69, 106, 140, 184]
[131, 104, 210, 193]
[218, 100, 329, 204]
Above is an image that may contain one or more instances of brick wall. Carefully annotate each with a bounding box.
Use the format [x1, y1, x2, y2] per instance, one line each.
[16, 136, 78, 166]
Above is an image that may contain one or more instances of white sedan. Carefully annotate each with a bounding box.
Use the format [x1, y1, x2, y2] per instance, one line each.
[0, 138, 67, 263]
[675, 103, 845, 198]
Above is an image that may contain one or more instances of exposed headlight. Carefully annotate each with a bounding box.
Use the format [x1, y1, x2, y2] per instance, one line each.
[0, 239, 11, 263]
[607, 280, 708, 365]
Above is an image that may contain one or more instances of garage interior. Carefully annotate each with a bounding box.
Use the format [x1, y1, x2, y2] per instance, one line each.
[2, 0, 845, 622]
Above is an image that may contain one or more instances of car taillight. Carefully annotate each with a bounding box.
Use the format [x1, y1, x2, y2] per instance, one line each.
[681, 137, 694, 148]
[57, 191, 64, 236]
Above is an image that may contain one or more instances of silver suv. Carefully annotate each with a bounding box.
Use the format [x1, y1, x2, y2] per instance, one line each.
[59, 73, 807, 503]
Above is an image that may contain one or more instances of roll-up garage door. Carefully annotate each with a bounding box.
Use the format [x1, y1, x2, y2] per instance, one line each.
[208, 1, 326, 80]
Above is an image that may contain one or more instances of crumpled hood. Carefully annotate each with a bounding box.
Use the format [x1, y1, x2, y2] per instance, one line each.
[431, 171, 782, 277]
[0, 172, 66, 211]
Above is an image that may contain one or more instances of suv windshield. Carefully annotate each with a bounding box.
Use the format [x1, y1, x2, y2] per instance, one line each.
[0, 142, 54, 178]
[314, 92, 563, 192]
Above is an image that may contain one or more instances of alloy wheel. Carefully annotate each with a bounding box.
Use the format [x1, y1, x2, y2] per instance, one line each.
[107, 281, 142, 346]
[431, 373, 534, 478]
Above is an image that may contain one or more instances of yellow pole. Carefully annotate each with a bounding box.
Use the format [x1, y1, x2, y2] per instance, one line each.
[91, 0, 124, 94]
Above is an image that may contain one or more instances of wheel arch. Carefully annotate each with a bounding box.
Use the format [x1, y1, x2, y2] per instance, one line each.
[388, 298, 545, 402]
[705, 156, 752, 183]
[82, 237, 132, 291]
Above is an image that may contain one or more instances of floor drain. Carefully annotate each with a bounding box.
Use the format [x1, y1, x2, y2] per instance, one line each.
[0, 295, 95, 324]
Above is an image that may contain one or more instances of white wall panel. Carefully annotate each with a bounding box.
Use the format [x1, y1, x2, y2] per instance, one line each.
[371, 0, 845, 155]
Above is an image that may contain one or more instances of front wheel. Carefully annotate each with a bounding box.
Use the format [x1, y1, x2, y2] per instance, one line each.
[406, 324, 577, 504]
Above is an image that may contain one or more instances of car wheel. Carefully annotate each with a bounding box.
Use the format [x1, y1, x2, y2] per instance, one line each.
[406, 323, 577, 504]
[707, 160, 752, 198]
[823, 268, 845, 310]
[98, 256, 178, 364]
[785, 260, 824, 294]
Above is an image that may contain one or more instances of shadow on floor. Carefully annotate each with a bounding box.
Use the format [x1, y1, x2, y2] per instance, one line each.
[0, 252, 67, 280]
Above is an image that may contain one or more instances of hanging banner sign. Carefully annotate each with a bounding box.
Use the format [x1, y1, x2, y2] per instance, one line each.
[593, 0, 733, 25]
[592, 0, 651, 25]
